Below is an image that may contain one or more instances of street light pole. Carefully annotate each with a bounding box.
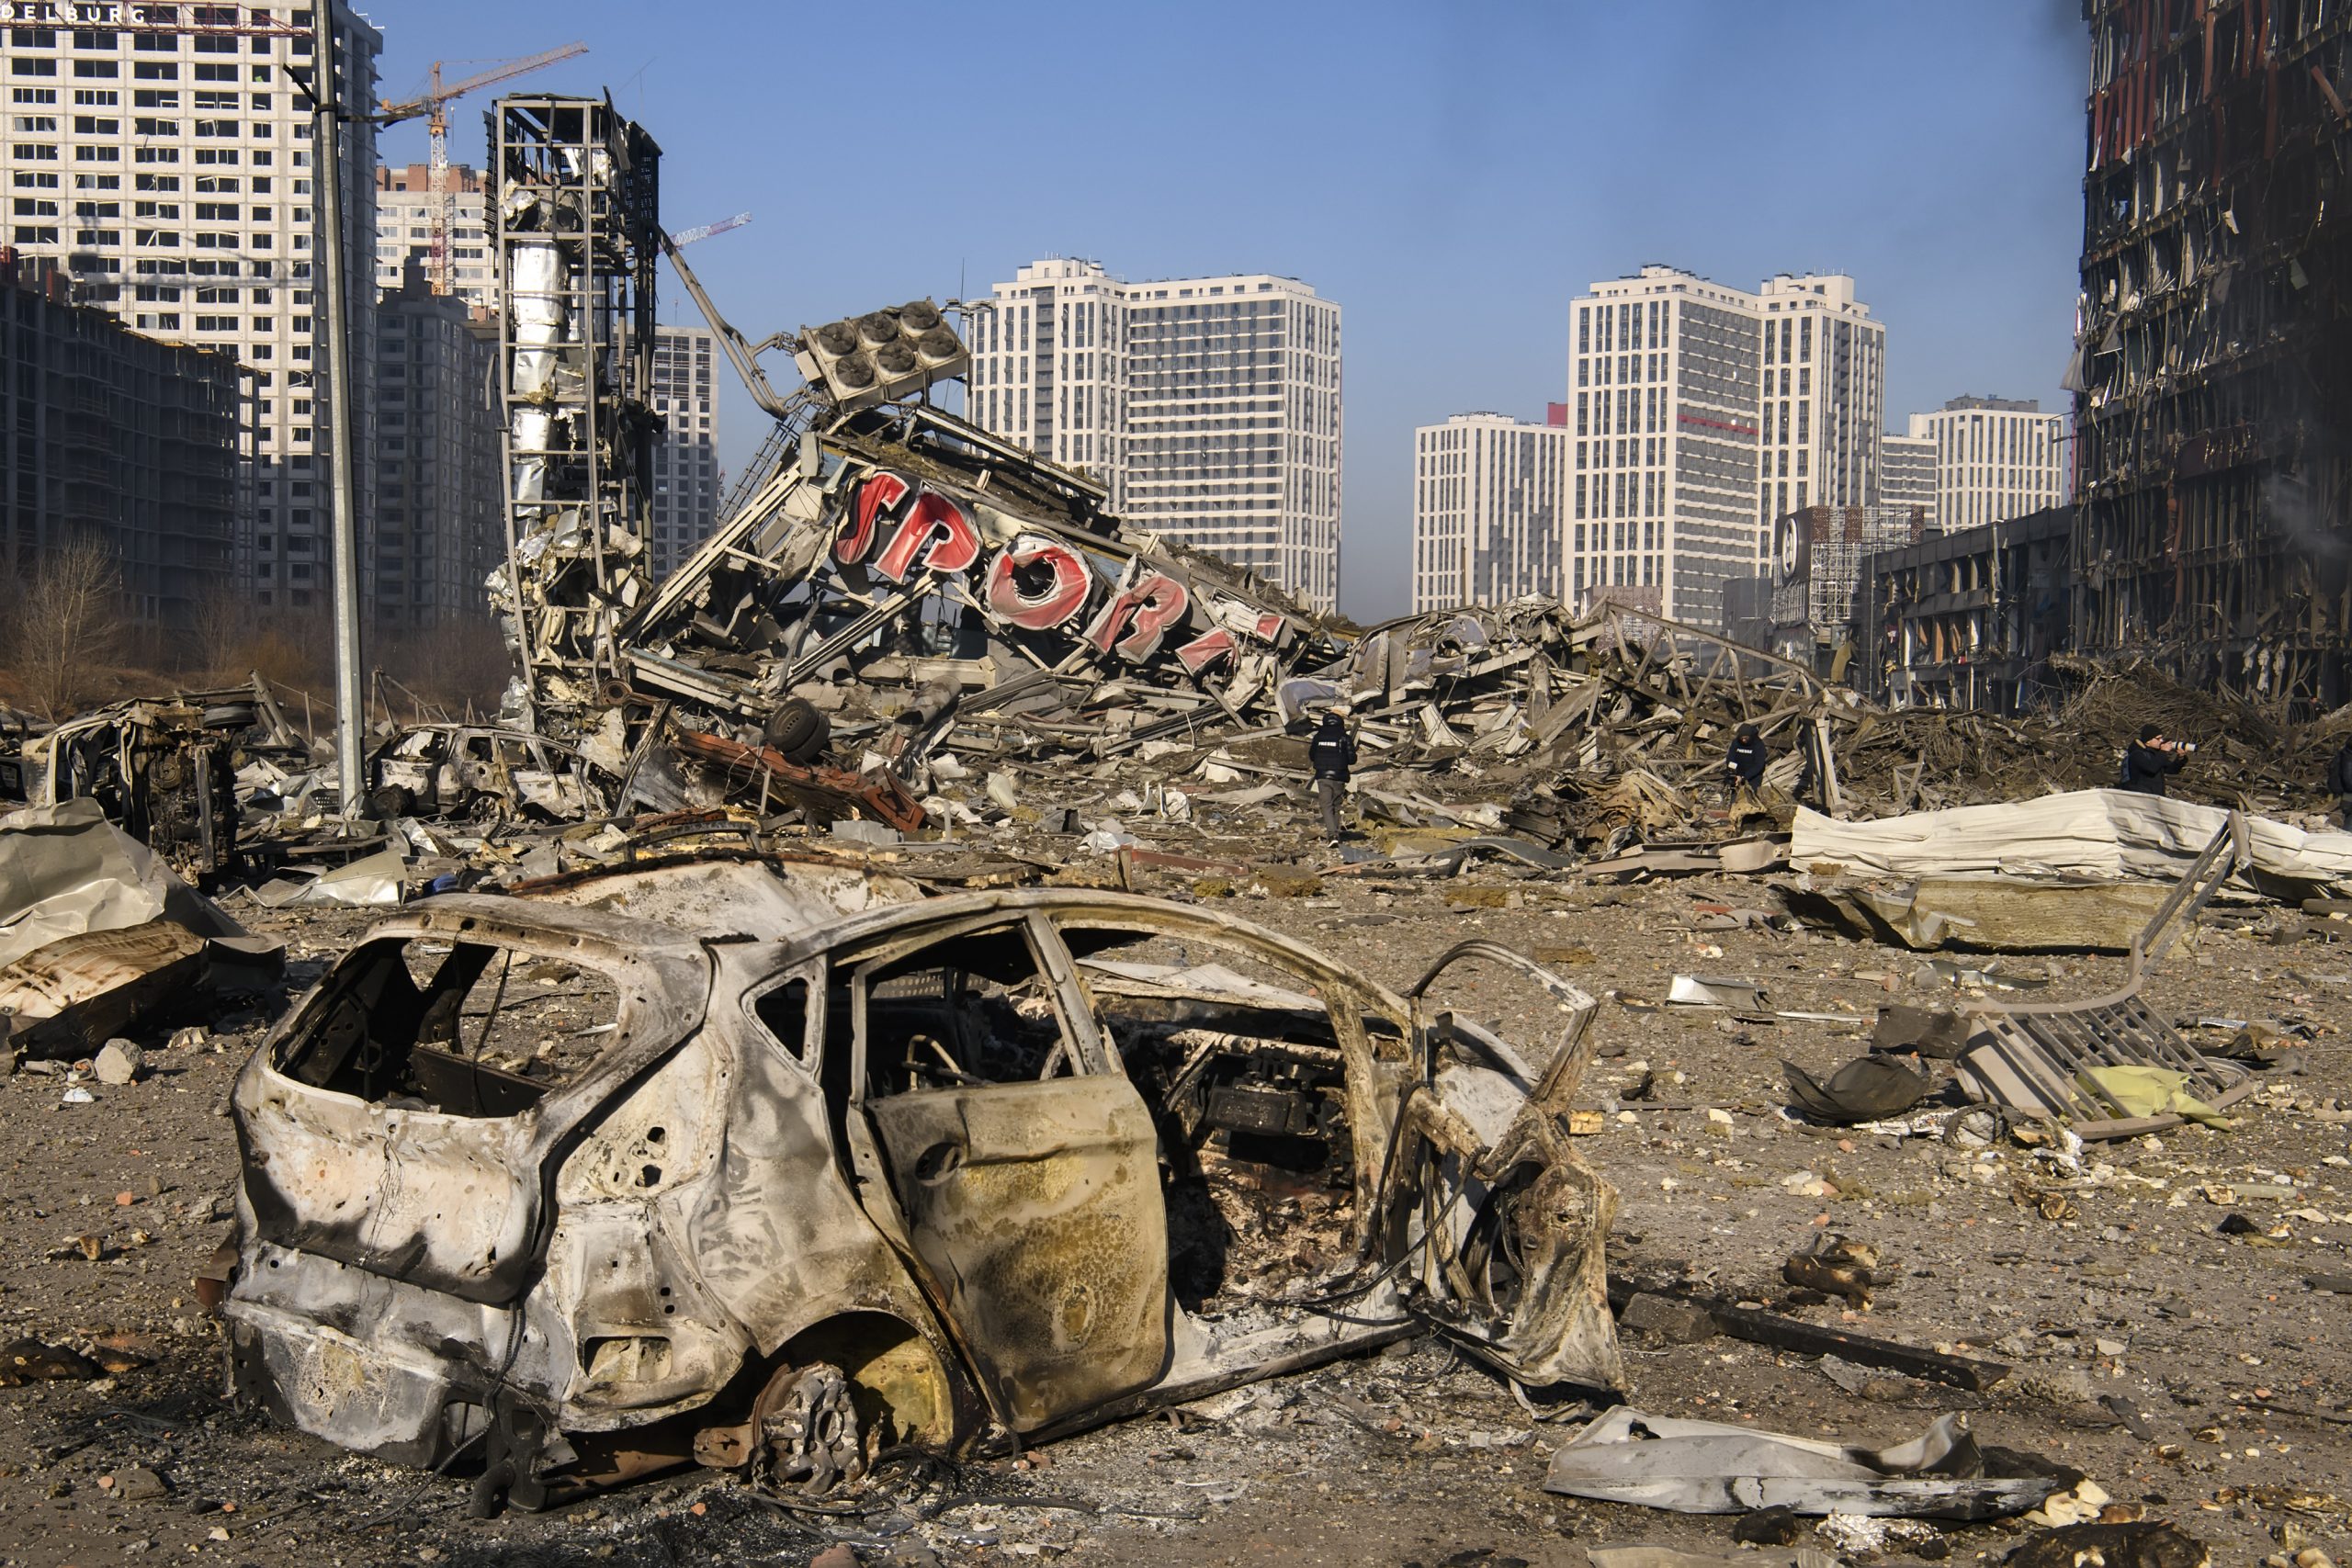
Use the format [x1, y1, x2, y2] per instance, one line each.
[312, 6, 365, 815]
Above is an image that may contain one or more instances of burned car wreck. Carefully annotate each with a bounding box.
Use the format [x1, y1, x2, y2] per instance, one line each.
[220, 858, 1621, 1508]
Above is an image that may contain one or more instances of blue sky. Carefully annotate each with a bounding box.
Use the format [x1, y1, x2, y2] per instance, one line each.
[372, 1, 2088, 621]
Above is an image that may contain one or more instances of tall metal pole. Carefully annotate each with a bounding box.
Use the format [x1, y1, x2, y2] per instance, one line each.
[313, 6, 365, 813]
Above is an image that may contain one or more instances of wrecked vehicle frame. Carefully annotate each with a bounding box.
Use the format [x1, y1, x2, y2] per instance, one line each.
[219, 862, 1621, 1509]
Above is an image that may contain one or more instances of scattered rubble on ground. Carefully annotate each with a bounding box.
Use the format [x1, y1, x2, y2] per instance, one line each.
[7, 314, 2352, 1568]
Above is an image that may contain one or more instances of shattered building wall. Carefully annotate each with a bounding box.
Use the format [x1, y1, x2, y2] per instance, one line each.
[967, 258, 1344, 611]
[1795, 503, 1931, 634]
[2073, 0, 2352, 703]
[1409, 412, 1566, 612]
[0, 252, 241, 634]
[1853, 504, 2072, 712]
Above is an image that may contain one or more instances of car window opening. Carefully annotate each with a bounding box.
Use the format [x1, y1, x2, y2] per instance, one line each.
[845, 925, 1076, 1100]
[273, 937, 624, 1117]
[1060, 927, 1369, 1317]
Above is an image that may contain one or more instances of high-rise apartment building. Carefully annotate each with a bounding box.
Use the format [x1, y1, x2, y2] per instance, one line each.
[1905, 397, 2066, 534]
[1753, 274, 1884, 525]
[1409, 412, 1566, 612]
[646, 323, 718, 579]
[1, 2, 382, 619]
[967, 257, 1342, 611]
[0, 252, 241, 633]
[1880, 430, 1938, 516]
[374, 275, 498, 626]
[1565, 265, 1883, 628]
[373, 160, 491, 312]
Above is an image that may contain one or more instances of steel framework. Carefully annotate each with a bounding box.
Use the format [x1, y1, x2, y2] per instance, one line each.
[487, 95, 662, 718]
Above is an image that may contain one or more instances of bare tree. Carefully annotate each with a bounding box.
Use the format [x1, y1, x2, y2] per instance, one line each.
[188, 581, 249, 682]
[10, 534, 122, 720]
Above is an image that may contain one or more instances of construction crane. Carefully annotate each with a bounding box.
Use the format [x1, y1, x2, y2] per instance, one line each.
[379, 43, 588, 296]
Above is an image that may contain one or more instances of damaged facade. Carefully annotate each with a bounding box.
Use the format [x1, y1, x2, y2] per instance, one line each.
[1849, 505, 2073, 711]
[2072, 0, 2352, 703]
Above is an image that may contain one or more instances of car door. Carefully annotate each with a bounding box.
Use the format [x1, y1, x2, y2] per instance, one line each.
[843, 913, 1170, 1431]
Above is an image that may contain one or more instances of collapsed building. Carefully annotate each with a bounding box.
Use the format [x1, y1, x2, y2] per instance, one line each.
[2072, 0, 2352, 703]
[462, 96, 1860, 849]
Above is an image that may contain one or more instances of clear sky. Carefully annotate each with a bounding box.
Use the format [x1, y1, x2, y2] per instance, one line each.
[371, 0, 2089, 622]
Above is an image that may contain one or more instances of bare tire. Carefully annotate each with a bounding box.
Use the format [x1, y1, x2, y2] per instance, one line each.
[764, 698, 831, 765]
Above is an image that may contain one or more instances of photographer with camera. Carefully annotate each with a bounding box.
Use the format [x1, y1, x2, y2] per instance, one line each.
[2119, 722, 2193, 797]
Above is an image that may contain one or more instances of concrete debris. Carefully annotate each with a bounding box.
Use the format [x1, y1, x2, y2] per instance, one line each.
[2004, 1521, 2211, 1568]
[91, 1038, 143, 1085]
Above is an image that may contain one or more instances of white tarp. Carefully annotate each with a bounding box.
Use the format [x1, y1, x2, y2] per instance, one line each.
[1792, 788, 2352, 897]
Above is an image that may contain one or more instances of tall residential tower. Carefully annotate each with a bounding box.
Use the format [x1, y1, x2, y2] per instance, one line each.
[1564, 265, 1883, 627]
[1409, 411, 1566, 612]
[1906, 397, 2067, 534]
[967, 257, 1342, 610]
[2, 1, 383, 617]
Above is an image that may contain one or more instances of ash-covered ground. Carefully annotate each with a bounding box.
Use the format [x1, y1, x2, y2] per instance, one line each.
[0, 869, 2346, 1568]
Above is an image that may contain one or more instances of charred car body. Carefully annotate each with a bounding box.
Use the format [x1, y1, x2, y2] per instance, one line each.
[222, 858, 1621, 1507]
[25, 682, 307, 879]
[365, 723, 618, 823]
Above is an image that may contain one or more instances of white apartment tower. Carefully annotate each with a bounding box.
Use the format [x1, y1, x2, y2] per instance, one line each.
[1566, 265, 1883, 628]
[1410, 412, 1566, 612]
[1880, 430, 1938, 516]
[1906, 397, 2067, 532]
[2, 1, 382, 618]
[1754, 273, 1884, 526]
[374, 160, 491, 312]
[646, 323, 718, 579]
[967, 257, 1342, 611]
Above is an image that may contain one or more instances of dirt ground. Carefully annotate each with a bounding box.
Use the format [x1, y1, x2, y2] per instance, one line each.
[1, 859, 2347, 1568]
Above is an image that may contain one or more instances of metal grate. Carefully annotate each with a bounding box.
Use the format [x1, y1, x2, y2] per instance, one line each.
[1955, 814, 2257, 1139]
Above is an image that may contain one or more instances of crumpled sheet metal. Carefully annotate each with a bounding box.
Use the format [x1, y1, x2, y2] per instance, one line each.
[249, 847, 413, 909]
[0, 798, 282, 1053]
[1543, 1406, 2052, 1518]
[0, 798, 255, 968]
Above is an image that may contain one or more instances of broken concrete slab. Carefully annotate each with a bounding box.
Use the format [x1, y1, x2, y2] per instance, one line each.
[92, 1038, 143, 1085]
[1618, 1292, 1717, 1345]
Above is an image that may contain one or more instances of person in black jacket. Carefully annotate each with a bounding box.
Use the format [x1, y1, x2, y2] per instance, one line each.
[1307, 709, 1357, 843]
[2120, 723, 2191, 796]
[1724, 723, 1768, 814]
[2331, 736, 2352, 829]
